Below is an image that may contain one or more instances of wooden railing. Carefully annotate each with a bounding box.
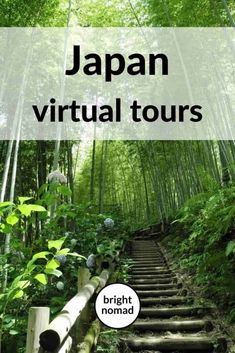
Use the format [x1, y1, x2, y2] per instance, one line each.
[25, 262, 116, 353]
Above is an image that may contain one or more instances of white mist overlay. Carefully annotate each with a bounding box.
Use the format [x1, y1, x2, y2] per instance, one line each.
[0, 27, 234, 140]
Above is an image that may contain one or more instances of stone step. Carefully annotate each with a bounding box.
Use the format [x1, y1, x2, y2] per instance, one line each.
[132, 262, 166, 266]
[130, 278, 175, 284]
[131, 266, 169, 270]
[131, 283, 179, 290]
[139, 306, 213, 318]
[131, 257, 165, 261]
[132, 319, 213, 332]
[131, 272, 172, 278]
[132, 258, 164, 261]
[140, 296, 192, 306]
[132, 275, 176, 282]
[123, 335, 227, 352]
[136, 289, 181, 297]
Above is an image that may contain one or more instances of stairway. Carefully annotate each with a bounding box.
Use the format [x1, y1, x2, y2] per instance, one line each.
[122, 237, 228, 353]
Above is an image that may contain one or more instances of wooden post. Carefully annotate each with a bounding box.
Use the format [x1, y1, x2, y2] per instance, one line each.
[77, 267, 91, 290]
[77, 320, 100, 353]
[76, 267, 92, 344]
[26, 307, 50, 353]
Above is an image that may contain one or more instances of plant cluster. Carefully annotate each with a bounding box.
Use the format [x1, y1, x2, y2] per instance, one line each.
[164, 186, 235, 322]
[0, 183, 129, 352]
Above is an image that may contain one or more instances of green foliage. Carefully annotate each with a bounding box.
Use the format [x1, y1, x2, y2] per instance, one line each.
[96, 329, 121, 353]
[226, 241, 235, 257]
[0, 0, 68, 26]
[165, 185, 235, 316]
[115, 258, 133, 283]
[0, 234, 85, 344]
[76, 0, 148, 27]
[0, 197, 46, 234]
[148, 0, 235, 27]
[97, 239, 122, 258]
[0, 186, 129, 352]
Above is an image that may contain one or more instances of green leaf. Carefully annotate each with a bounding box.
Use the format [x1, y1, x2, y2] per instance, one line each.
[67, 253, 87, 260]
[18, 197, 33, 205]
[27, 204, 46, 212]
[58, 185, 72, 197]
[18, 204, 31, 217]
[6, 213, 19, 226]
[38, 183, 48, 196]
[34, 273, 48, 285]
[25, 262, 37, 274]
[9, 330, 19, 335]
[48, 237, 66, 251]
[32, 251, 50, 261]
[0, 223, 12, 234]
[11, 275, 23, 288]
[225, 241, 235, 257]
[45, 258, 60, 271]
[18, 204, 46, 216]
[12, 290, 24, 299]
[44, 268, 62, 277]
[18, 280, 30, 289]
[0, 201, 14, 209]
[56, 248, 70, 255]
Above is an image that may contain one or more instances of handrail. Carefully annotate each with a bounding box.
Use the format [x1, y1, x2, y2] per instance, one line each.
[39, 270, 110, 352]
[25, 248, 123, 353]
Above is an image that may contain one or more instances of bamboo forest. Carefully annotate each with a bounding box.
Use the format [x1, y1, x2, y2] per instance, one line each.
[1, 1, 235, 353]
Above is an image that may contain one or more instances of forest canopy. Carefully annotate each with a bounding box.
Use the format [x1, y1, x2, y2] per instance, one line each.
[0, 0, 235, 353]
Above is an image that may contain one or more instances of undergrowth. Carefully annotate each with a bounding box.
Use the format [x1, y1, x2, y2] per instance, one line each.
[163, 186, 235, 322]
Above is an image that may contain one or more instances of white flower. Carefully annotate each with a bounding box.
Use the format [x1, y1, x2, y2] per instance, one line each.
[56, 281, 64, 291]
[104, 218, 114, 228]
[70, 239, 77, 246]
[48, 170, 67, 184]
[54, 254, 67, 264]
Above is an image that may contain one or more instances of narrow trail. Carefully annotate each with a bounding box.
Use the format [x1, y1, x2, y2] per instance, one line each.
[122, 234, 229, 353]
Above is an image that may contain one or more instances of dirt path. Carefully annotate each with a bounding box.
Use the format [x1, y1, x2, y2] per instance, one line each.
[122, 236, 229, 352]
